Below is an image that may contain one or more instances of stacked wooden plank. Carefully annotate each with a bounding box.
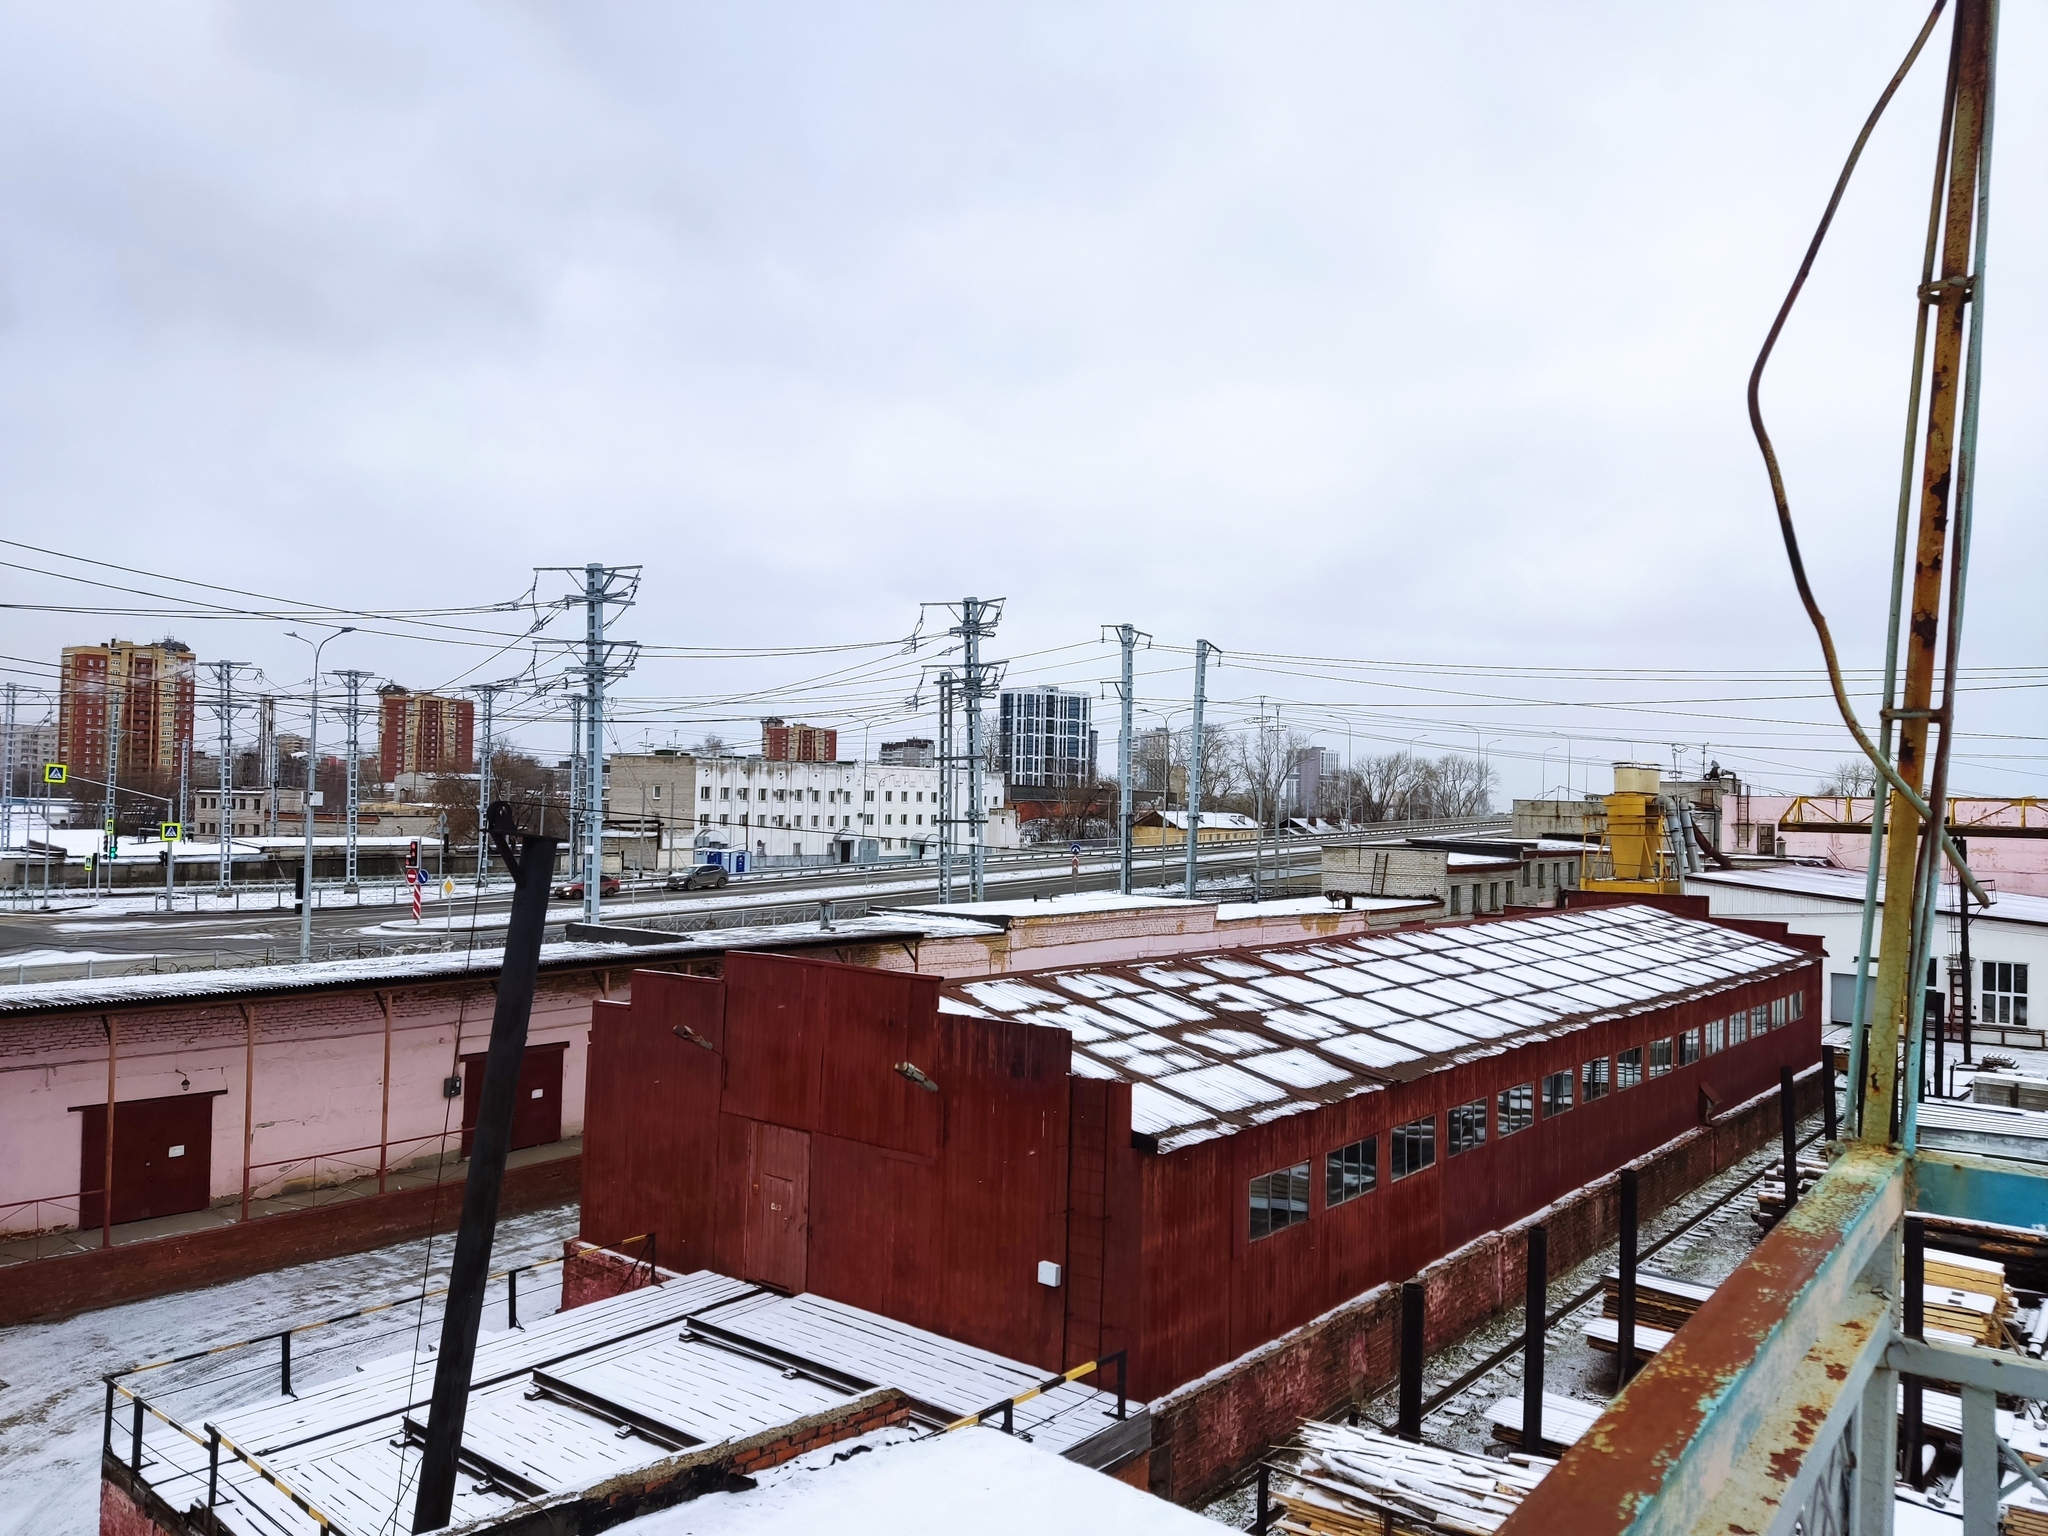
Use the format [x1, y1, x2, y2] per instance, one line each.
[1484, 1391, 1603, 1456]
[1753, 1159, 1829, 1227]
[2005, 1493, 2048, 1536]
[1275, 1423, 1554, 1536]
[1583, 1267, 1712, 1362]
[1922, 1247, 2017, 1347]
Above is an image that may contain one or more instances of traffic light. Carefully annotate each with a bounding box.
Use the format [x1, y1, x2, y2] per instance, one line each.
[406, 839, 420, 871]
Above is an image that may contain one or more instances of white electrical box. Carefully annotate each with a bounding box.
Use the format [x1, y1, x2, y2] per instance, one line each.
[1037, 1260, 1062, 1288]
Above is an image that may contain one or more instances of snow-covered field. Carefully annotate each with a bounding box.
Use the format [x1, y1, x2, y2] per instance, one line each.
[0, 1202, 578, 1536]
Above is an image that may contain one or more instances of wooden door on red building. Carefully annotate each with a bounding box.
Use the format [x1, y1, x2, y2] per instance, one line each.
[741, 1122, 809, 1293]
[75, 1092, 217, 1229]
[460, 1041, 566, 1158]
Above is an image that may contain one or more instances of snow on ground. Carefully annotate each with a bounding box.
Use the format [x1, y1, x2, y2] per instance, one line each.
[0, 1201, 578, 1536]
[625, 1421, 1222, 1536]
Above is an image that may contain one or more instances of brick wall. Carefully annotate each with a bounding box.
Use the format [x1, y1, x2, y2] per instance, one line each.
[559, 1239, 669, 1311]
[1146, 1065, 1827, 1505]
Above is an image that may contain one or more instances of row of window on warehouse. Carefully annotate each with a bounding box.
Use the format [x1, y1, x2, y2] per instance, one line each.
[1246, 989, 1807, 1239]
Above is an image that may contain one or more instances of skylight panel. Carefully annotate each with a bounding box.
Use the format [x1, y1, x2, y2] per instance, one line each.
[1129, 1082, 1205, 1135]
[1321, 1033, 1425, 1070]
[1249, 974, 1341, 1005]
[1155, 1063, 1290, 1112]
[1378, 1020, 1473, 1054]
[1307, 995, 1410, 1031]
[1242, 1049, 1353, 1090]
[962, 979, 1066, 1012]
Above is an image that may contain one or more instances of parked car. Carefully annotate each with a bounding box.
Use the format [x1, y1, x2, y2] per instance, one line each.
[665, 864, 730, 892]
[552, 875, 622, 900]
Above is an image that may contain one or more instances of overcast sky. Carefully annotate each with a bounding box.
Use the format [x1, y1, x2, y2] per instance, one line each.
[0, 2, 2040, 797]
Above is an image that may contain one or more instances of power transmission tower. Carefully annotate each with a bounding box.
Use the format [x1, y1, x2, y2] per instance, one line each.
[566, 696, 583, 870]
[540, 564, 641, 923]
[1106, 623, 1149, 895]
[935, 671, 956, 902]
[1185, 640, 1218, 897]
[258, 694, 278, 837]
[1, 682, 15, 857]
[922, 599, 1004, 901]
[100, 690, 122, 896]
[472, 681, 517, 888]
[335, 670, 375, 892]
[205, 662, 252, 890]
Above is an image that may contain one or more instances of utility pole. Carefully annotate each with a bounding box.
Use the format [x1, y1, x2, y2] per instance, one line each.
[101, 691, 121, 897]
[1, 682, 15, 859]
[936, 671, 956, 902]
[1108, 624, 1147, 896]
[259, 695, 278, 837]
[1185, 640, 1217, 898]
[289, 627, 354, 962]
[336, 670, 374, 893]
[473, 682, 506, 889]
[542, 564, 641, 923]
[206, 662, 250, 891]
[567, 695, 583, 877]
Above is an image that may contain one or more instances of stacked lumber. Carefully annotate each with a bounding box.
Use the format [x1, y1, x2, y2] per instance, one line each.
[1582, 1315, 1674, 1363]
[2006, 1493, 2048, 1536]
[1484, 1391, 1602, 1456]
[1753, 1160, 1829, 1227]
[1274, 1423, 1554, 1536]
[1598, 1267, 1712, 1331]
[1922, 1247, 2018, 1346]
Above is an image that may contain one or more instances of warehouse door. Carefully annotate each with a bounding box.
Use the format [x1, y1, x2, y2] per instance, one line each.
[76, 1092, 216, 1229]
[460, 1041, 567, 1158]
[741, 1121, 810, 1293]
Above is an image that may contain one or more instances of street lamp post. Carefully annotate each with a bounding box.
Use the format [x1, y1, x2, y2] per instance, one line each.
[287, 626, 354, 962]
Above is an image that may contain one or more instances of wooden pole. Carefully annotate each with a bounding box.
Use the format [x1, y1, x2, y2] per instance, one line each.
[101, 1015, 117, 1248]
[377, 991, 393, 1195]
[239, 1002, 255, 1221]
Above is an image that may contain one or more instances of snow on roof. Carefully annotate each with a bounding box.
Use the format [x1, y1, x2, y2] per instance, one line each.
[1688, 866, 2048, 928]
[887, 892, 1202, 923]
[949, 905, 1809, 1153]
[622, 1421, 1212, 1536]
[0, 914, 1000, 1016]
[128, 1275, 1139, 1536]
[1215, 895, 1434, 922]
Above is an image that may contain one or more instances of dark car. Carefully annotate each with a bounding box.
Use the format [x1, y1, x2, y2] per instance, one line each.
[552, 875, 623, 900]
[665, 864, 730, 892]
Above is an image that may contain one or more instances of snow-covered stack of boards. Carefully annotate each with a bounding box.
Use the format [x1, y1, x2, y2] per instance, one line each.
[1583, 1266, 1714, 1363]
[1273, 1423, 1554, 1536]
[1753, 1159, 1830, 1227]
[1920, 1246, 2017, 1348]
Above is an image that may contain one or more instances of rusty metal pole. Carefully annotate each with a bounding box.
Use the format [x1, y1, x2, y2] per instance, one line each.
[377, 991, 393, 1195]
[413, 810, 558, 1533]
[1862, 0, 1992, 1143]
[1522, 1224, 1546, 1453]
[1397, 1280, 1424, 1442]
[1616, 1171, 1637, 1387]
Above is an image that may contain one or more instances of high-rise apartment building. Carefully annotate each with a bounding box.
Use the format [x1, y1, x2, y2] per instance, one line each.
[760, 718, 838, 763]
[879, 737, 935, 768]
[57, 638, 197, 783]
[377, 686, 476, 780]
[997, 687, 1096, 791]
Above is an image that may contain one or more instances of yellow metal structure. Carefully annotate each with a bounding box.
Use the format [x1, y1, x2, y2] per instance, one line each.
[1578, 763, 1686, 895]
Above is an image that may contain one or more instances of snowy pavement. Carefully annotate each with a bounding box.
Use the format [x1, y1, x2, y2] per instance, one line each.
[0, 1201, 579, 1536]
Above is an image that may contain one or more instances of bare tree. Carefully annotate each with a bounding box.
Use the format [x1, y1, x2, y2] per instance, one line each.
[1816, 758, 1879, 797]
[1234, 725, 1312, 832]
[693, 732, 729, 756]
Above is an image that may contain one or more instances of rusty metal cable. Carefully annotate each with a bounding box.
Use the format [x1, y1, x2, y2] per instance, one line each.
[1744, 0, 1990, 908]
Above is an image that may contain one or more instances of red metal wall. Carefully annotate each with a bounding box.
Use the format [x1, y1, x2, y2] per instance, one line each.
[580, 952, 1074, 1371]
[1129, 961, 1823, 1396]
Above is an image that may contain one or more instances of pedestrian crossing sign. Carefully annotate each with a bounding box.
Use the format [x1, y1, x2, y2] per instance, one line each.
[161, 823, 182, 842]
[44, 763, 65, 784]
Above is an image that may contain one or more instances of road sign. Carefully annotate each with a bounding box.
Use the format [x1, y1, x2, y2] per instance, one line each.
[160, 822, 182, 842]
[1070, 842, 1082, 856]
[44, 763, 66, 784]
[442, 878, 455, 897]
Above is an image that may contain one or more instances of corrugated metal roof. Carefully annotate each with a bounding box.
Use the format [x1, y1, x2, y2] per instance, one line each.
[944, 904, 1808, 1153]
[0, 913, 1000, 1018]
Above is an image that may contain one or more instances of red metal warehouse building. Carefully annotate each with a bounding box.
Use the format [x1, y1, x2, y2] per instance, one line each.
[579, 901, 1821, 1400]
